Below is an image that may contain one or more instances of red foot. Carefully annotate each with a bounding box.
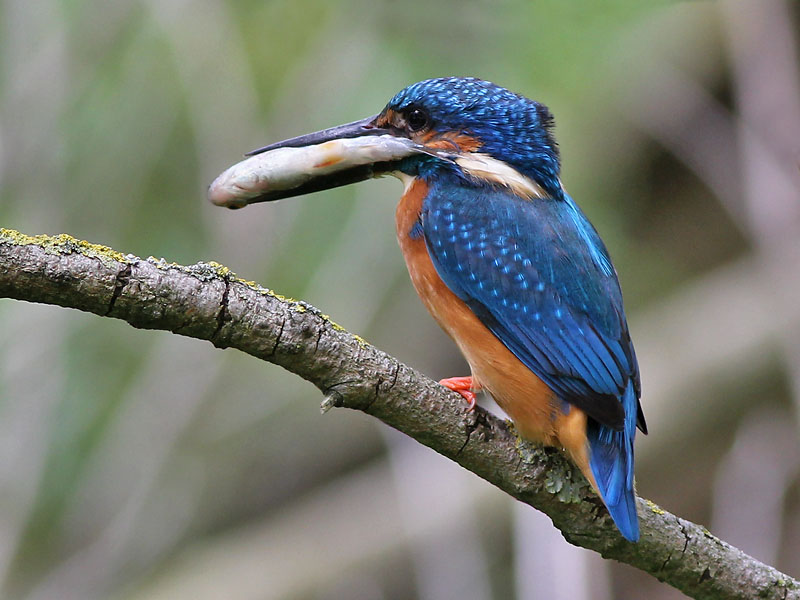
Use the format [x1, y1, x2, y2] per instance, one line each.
[439, 376, 478, 412]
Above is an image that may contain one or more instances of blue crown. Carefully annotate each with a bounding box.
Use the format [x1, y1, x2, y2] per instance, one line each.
[385, 77, 561, 193]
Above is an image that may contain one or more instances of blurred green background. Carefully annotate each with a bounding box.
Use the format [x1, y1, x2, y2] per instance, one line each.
[2, 0, 799, 598]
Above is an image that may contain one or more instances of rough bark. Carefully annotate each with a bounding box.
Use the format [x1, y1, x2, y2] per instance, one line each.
[0, 228, 796, 600]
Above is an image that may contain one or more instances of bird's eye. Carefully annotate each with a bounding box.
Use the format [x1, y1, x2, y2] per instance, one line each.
[405, 108, 429, 132]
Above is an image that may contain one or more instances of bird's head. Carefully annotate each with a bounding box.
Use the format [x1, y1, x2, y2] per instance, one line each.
[376, 77, 560, 190]
[209, 77, 562, 209]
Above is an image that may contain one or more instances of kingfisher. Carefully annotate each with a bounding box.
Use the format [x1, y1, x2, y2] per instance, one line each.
[208, 77, 647, 542]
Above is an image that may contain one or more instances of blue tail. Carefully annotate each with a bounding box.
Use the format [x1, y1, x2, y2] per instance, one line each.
[587, 382, 639, 541]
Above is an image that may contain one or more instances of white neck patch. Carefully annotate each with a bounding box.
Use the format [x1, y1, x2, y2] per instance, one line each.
[454, 152, 548, 200]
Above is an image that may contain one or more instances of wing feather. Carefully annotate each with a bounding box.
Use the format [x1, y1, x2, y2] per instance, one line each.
[422, 180, 642, 432]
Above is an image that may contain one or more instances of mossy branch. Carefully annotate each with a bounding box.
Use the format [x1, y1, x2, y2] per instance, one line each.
[0, 228, 795, 600]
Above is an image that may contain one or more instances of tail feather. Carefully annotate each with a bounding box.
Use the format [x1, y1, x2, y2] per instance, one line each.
[587, 382, 639, 542]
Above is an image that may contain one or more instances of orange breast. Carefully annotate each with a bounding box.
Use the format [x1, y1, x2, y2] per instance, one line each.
[394, 178, 594, 484]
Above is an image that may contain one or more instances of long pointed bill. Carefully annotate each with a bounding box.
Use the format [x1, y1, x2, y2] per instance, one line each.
[208, 115, 430, 209]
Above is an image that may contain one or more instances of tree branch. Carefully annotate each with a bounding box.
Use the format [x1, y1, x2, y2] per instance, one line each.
[0, 228, 795, 600]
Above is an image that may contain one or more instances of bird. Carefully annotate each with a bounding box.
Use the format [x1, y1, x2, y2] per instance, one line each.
[208, 76, 647, 542]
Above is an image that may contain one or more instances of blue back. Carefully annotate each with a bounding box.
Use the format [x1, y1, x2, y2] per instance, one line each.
[420, 173, 644, 541]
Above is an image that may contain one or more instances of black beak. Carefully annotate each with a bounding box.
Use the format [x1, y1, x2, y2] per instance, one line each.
[244, 115, 383, 156]
[208, 114, 425, 209]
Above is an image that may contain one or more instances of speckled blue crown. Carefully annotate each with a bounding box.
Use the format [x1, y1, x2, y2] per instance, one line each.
[386, 77, 561, 191]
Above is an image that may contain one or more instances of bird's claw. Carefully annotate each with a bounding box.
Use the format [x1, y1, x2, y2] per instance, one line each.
[438, 376, 478, 412]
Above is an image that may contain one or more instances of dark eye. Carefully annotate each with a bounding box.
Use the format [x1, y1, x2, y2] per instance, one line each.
[406, 108, 429, 132]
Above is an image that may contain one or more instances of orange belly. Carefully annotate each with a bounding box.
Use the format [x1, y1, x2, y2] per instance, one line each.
[395, 178, 594, 483]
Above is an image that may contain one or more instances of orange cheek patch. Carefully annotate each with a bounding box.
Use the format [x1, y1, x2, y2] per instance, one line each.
[375, 109, 398, 128]
[420, 130, 482, 153]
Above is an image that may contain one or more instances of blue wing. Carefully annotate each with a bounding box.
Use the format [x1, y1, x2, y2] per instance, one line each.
[421, 179, 642, 430]
[421, 177, 645, 540]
